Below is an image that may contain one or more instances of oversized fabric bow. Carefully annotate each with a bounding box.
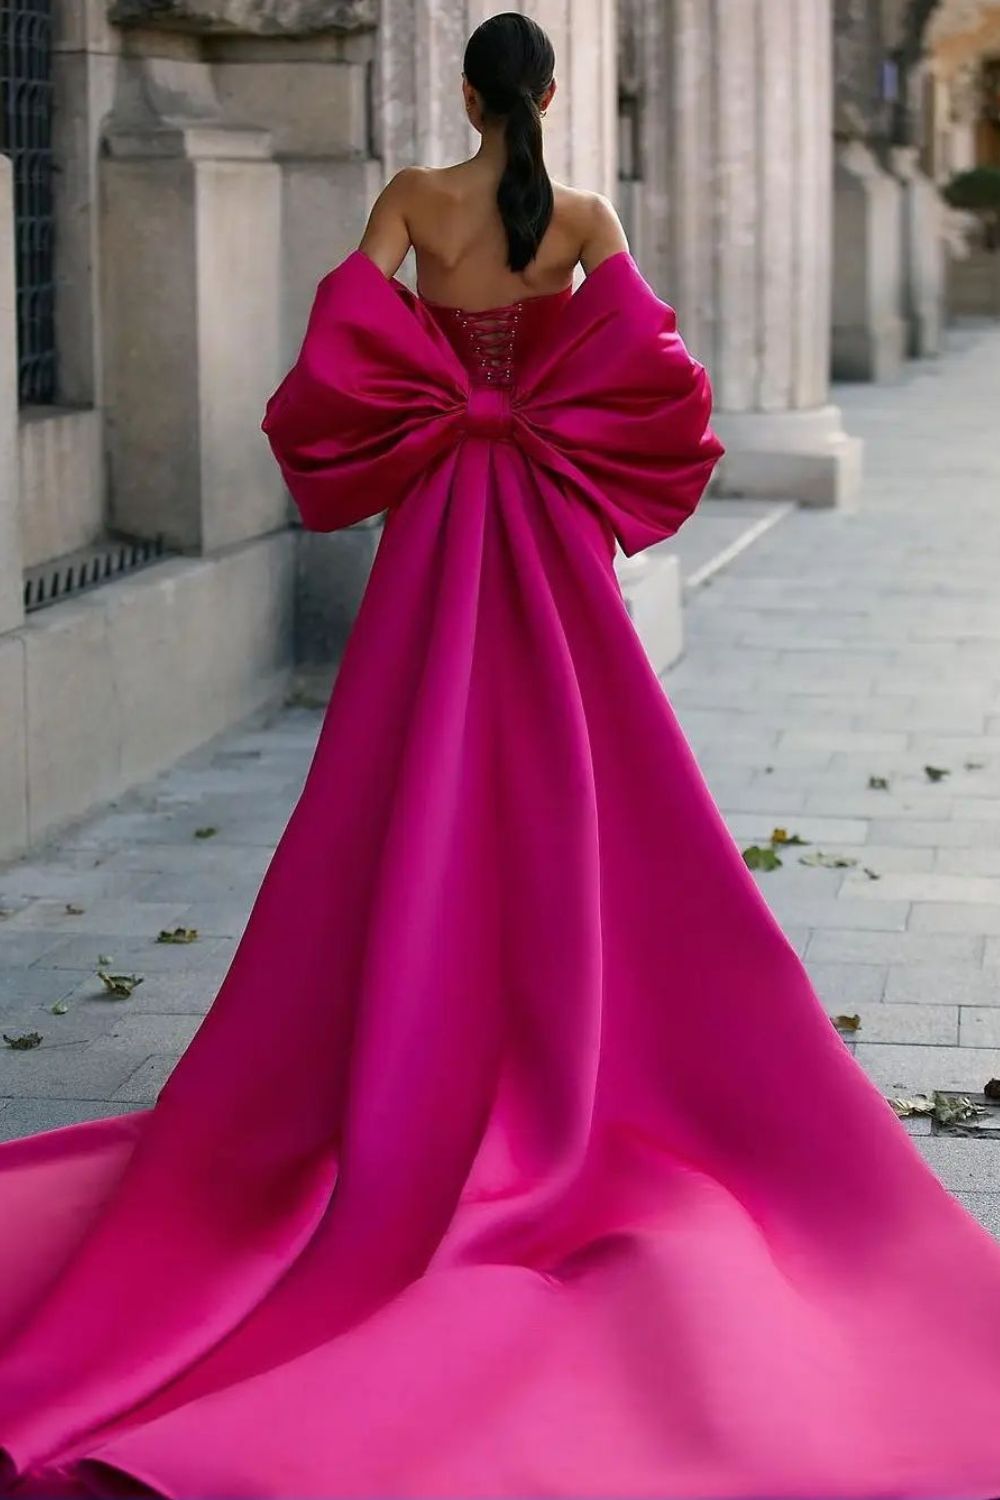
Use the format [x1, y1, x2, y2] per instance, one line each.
[262, 249, 723, 557]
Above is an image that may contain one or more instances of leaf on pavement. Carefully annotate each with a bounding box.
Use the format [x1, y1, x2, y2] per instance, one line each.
[50, 1000, 69, 1015]
[770, 828, 809, 847]
[64, 902, 85, 915]
[933, 1093, 988, 1126]
[4, 1031, 42, 1050]
[832, 1013, 862, 1032]
[799, 851, 858, 869]
[742, 845, 783, 872]
[889, 1090, 988, 1125]
[867, 776, 890, 791]
[194, 826, 218, 840]
[96, 970, 144, 999]
[889, 1094, 936, 1118]
[924, 765, 950, 783]
[156, 927, 199, 945]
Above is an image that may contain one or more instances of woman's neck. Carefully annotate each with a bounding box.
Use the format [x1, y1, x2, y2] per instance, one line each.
[473, 124, 508, 175]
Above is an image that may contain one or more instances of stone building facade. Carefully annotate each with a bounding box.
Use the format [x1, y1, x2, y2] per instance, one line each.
[0, 0, 616, 860]
[0, 0, 991, 862]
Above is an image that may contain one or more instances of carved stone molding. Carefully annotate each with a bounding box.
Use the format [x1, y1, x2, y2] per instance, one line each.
[108, 0, 376, 36]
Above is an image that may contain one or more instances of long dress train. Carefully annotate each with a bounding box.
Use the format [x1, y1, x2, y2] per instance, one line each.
[2, 249, 1000, 1499]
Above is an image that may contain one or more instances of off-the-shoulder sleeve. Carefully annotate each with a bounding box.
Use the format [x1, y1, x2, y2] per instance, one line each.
[261, 253, 467, 532]
[262, 250, 722, 554]
[513, 252, 724, 556]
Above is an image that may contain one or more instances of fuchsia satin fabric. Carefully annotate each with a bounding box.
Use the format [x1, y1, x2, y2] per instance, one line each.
[2, 249, 1000, 1499]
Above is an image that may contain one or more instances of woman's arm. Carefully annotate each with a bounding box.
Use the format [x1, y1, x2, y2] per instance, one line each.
[357, 169, 419, 278]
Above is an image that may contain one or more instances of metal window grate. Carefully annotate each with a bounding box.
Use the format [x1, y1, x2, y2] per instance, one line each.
[23, 534, 170, 614]
[0, 0, 56, 405]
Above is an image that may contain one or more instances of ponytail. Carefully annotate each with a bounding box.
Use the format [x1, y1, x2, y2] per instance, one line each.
[498, 90, 554, 272]
[463, 13, 556, 272]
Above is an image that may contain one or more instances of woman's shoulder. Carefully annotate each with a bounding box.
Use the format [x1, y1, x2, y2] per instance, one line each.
[549, 184, 629, 272]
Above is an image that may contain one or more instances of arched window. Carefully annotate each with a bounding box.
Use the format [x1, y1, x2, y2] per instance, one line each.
[0, 0, 56, 404]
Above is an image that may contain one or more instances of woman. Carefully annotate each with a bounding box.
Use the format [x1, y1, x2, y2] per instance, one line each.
[2, 13, 1000, 1499]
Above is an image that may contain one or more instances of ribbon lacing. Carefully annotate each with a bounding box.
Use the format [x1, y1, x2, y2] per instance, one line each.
[447, 304, 521, 388]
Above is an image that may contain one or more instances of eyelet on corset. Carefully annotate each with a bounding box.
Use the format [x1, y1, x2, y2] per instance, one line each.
[446, 304, 522, 389]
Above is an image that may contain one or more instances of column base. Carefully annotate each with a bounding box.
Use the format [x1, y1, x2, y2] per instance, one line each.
[712, 405, 863, 510]
[615, 551, 684, 676]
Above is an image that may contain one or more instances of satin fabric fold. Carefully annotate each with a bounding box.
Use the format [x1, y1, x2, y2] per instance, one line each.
[2, 251, 1000, 1500]
[261, 249, 723, 555]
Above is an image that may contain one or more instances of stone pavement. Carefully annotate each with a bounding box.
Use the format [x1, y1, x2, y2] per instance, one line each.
[2, 319, 1000, 1234]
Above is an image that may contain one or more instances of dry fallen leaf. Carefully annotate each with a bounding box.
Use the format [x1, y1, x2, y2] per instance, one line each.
[770, 828, 809, 847]
[889, 1090, 988, 1125]
[935, 1094, 988, 1126]
[867, 776, 890, 791]
[4, 1031, 43, 1050]
[924, 765, 950, 783]
[194, 827, 218, 840]
[64, 902, 85, 915]
[156, 927, 199, 945]
[742, 845, 783, 872]
[833, 1014, 862, 1032]
[96, 970, 144, 999]
[799, 852, 857, 869]
[984, 1078, 1000, 1101]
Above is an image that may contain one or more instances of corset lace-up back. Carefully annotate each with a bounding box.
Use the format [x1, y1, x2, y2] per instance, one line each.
[420, 284, 573, 387]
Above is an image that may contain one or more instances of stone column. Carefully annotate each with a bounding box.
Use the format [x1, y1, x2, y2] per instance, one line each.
[102, 121, 285, 554]
[832, 139, 907, 379]
[0, 156, 23, 635]
[832, 0, 906, 384]
[890, 143, 945, 354]
[634, 0, 861, 509]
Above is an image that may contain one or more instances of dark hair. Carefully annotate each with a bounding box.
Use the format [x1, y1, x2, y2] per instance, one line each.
[463, 13, 555, 272]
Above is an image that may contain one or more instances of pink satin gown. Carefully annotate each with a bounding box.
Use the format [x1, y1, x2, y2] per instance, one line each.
[2, 249, 1000, 1499]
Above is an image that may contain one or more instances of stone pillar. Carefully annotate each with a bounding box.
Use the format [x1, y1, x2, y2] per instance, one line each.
[633, 0, 861, 509]
[890, 144, 945, 355]
[101, 122, 284, 554]
[830, 0, 912, 381]
[0, 156, 23, 635]
[832, 140, 907, 380]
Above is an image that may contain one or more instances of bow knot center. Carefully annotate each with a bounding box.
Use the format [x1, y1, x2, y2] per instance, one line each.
[464, 387, 514, 440]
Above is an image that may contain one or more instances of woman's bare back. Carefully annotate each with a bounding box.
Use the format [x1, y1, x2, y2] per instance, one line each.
[358, 160, 628, 310]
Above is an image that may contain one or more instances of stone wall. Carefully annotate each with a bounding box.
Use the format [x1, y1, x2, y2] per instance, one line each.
[1, 0, 624, 860]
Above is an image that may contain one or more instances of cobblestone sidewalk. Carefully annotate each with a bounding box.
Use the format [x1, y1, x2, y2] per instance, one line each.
[2, 320, 999, 1235]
